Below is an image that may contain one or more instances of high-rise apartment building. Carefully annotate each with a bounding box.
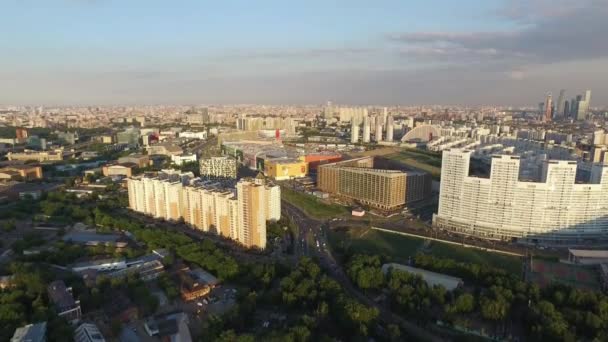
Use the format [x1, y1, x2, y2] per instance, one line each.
[386, 115, 394, 142]
[576, 90, 592, 121]
[555, 89, 566, 118]
[186, 108, 210, 126]
[350, 120, 359, 143]
[236, 116, 296, 134]
[237, 179, 267, 249]
[375, 122, 383, 142]
[362, 116, 371, 143]
[433, 149, 608, 245]
[128, 171, 280, 249]
[339, 107, 368, 125]
[381, 107, 388, 127]
[199, 156, 238, 179]
[544, 93, 553, 122]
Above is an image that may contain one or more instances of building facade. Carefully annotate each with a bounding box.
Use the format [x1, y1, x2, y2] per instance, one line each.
[127, 171, 279, 249]
[74, 323, 105, 342]
[7, 150, 64, 162]
[263, 158, 307, 180]
[199, 156, 238, 179]
[318, 157, 429, 210]
[47, 280, 82, 324]
[433, 149, 608, 245]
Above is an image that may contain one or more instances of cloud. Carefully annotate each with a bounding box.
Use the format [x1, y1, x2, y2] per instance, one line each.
[388, 0, 608, 71]
[220, 47, 374, 61]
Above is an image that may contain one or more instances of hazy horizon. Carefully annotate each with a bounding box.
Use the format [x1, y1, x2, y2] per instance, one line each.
[2, 0, 607, 106]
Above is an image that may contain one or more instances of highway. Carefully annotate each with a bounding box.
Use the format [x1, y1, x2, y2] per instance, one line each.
[281, 200, 444, 342]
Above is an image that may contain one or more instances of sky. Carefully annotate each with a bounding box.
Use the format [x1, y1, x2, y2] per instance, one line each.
[1, 0, 607, 106]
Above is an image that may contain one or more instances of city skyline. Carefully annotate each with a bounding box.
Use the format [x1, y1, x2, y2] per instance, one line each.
[1, 0, 607, 106]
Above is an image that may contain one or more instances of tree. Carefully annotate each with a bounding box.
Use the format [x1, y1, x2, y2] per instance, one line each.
[337, 296, 379, 337]
[447, 293, 475, 314]
[1, 219, 16, 232]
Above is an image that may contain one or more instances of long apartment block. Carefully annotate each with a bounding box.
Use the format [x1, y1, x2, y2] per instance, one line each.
[128, 171, 280, 249]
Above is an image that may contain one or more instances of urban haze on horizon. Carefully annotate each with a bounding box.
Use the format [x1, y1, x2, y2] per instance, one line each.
[1, 0, 608, 106]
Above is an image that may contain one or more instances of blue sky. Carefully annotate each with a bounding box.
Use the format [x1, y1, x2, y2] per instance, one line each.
[1, 0, 607, 105]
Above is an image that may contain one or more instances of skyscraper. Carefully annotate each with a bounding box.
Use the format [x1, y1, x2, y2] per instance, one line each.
[544, 93, 553, 122]
[576, 91, 591, 121]
[571, 97, 579, 118]
[564, 100, 570, 118]
[324, 101, 334, 119]
[375, 121, 383, 142]
[237, 179, 267, 249]
[350, 120, 359, 143]
[556, 89, 566, 119]
[386, 115, 394, 142]
[381, 107, 388, 127]
[362, 116, 371, 143]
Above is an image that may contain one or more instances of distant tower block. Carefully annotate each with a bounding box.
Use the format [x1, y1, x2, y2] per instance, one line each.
[362, 116, 371, 143]
[386, 115, 394, 142]
[375, 123, 383, 142]
[351, 120, 359, 143]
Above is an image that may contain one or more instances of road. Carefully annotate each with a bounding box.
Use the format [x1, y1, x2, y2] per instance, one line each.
[282, 200, 444, 342]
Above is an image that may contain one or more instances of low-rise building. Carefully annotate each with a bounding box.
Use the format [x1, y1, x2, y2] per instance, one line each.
[118, 154, 150, 168]
[179, 131, 207, 140]
[0, 165, 43, 181]
[304, 152, 342, 172]
[171, 154, 197, 166]
[10, 322, 47, 342]
[567, 249, 608, 265]
[7, 150, 64, 162]
[71, 258, 127, 273]
[62, 231, 128, 248]
[147, 142, 183, 156]
[93, 135, 114, 144]
[264, 157, 307, 180]
[47, 280, 82, 323]
[144, 312, 191, 341]
[177, 266, 220, 303]
[74, 322, 105, 342]
[102, 163, 136, 178]
[381, 263, 463, 291]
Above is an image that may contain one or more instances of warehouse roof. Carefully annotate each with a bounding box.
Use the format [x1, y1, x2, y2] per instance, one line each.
[382, 263, 463, 291]
[568, 249, 608, 258]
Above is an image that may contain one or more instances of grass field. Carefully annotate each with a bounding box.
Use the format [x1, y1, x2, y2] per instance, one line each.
[282, 187, 349, 220]
[529, 258, 600, 291]
[384, 149, 442, 179]
[329, 227, 523, 275]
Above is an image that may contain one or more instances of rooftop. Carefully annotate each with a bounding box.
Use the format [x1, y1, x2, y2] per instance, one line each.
[11, 322, 47, 342]
[382, 263, 463, 291]
[568, 249, 608, 258]
[47, 280, 77, 311]
[62, 232, 122, 243]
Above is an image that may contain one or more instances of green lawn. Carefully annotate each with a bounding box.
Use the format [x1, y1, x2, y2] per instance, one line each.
[329, 227, 523, 275]
[282, 187, 349, 220]
[426, 241, 523, 275]
[328, 227, 423, 261]
[384, 149, 442, 179]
